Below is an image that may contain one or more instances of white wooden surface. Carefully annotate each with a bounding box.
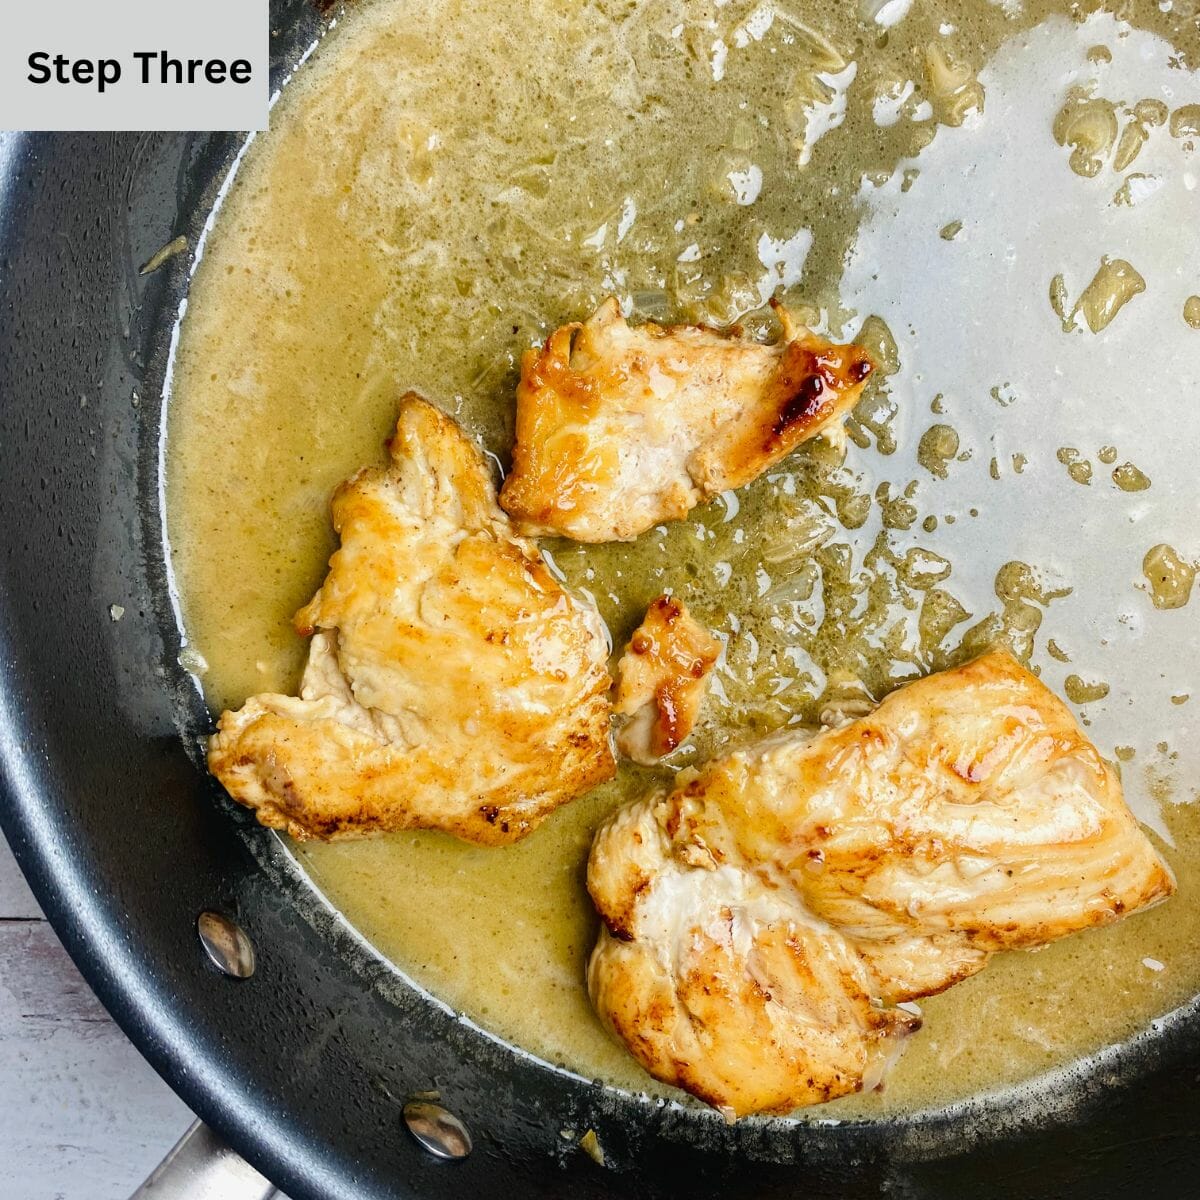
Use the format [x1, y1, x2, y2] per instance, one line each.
[0, 832, 195, 1200]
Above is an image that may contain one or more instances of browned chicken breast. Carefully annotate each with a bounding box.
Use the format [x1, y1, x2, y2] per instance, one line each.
[588, 799, 922, 1114]
[587, 650, 1174, 1114]
[208, 394, 616, 844]
[613, 596, 720, 764]
[498, 298, 874, 542]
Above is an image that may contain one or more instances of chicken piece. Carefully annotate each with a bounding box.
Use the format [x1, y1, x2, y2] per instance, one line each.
[587, 650, 1173, 1114]
[498, 298, 874, 542]
[613, 596, 720, 764]
[208, 394, 616, 844]
[588, 799, 922, 1114]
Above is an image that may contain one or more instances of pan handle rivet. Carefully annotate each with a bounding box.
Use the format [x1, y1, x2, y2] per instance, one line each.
[403, 1100, 472, 1160]
[196, 911, 256, 979]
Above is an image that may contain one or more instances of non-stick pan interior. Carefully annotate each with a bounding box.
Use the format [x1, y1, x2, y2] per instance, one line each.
[1, 1, 1199, 1196]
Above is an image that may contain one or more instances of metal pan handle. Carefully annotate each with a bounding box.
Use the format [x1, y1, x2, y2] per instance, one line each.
[129, 1120, 278, 1200]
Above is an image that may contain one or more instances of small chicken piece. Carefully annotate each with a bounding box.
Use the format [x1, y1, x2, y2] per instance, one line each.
[613, 596, 720, 764]
[208, 394, 616, 845]
[498, 298, 874, 542]
[587, 651, 1173, 1114]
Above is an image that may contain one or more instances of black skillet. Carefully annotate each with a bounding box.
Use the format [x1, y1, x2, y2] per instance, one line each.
[1, 1, 1199, 1195]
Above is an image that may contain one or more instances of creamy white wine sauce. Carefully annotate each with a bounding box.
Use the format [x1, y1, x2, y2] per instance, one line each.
[165, 0, 1200, 1115]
